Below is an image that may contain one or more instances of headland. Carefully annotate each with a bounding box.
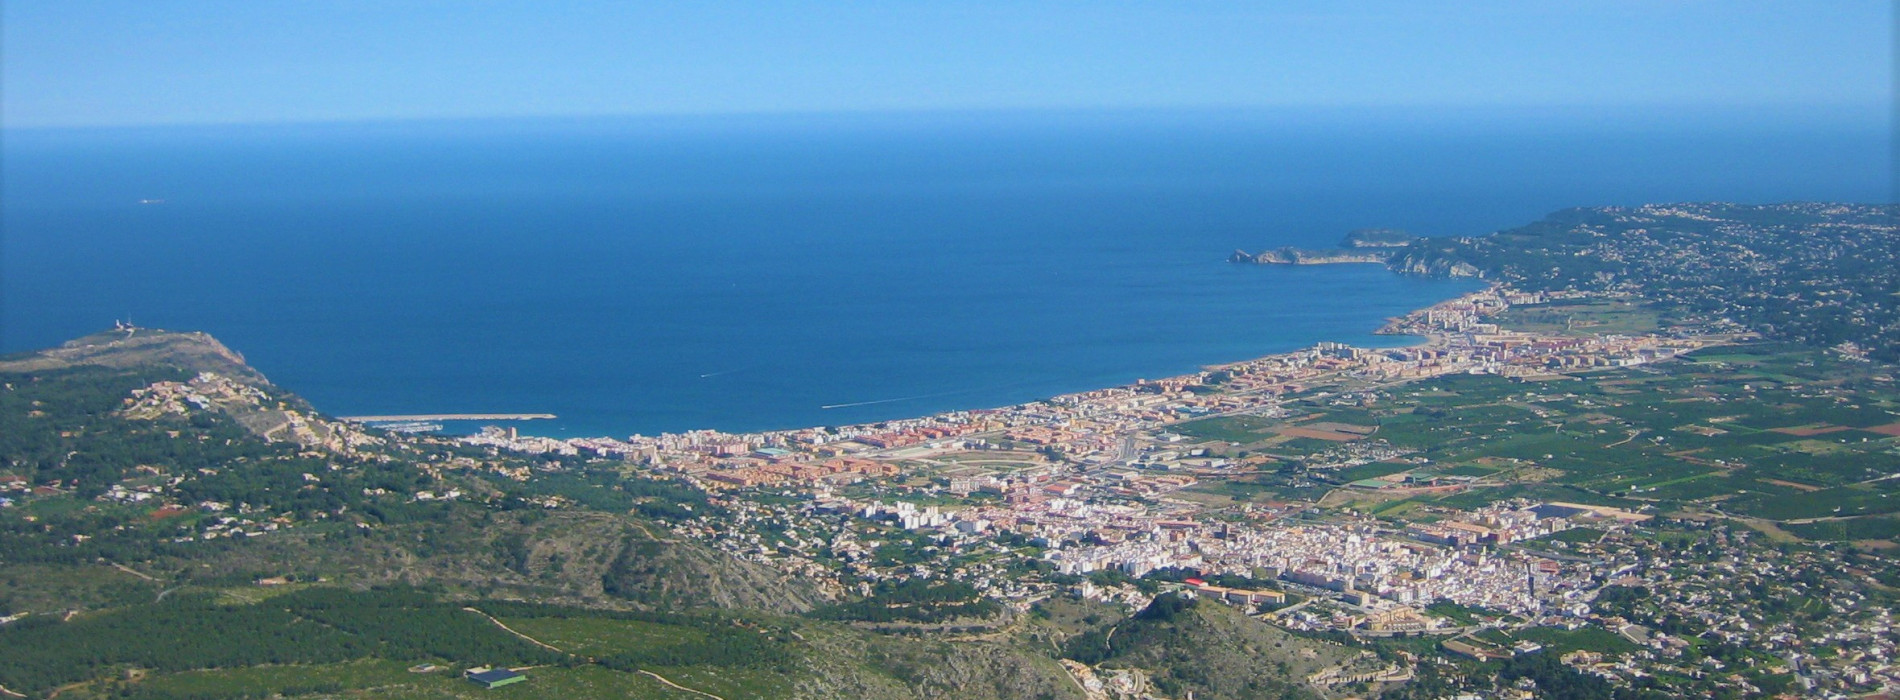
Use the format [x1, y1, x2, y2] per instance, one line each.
[1229, 227, 1418, 265]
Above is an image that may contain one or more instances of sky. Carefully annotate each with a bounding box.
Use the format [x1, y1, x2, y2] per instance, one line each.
[2, 1, 1892, 128]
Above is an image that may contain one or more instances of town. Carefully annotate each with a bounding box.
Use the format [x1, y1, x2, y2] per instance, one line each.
[444, 281, 1898, 696]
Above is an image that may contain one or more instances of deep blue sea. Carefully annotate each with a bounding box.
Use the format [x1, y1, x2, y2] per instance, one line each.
[3, 109, 1890, 436]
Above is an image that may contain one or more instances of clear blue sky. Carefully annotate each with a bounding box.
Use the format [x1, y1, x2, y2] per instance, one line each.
[3, 1, 1891, 128]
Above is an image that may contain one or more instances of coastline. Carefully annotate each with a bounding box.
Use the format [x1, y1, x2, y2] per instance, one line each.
[406, 264, 1481, 441]
[461, 273, 1729, 495]
[784, 282, 1496, 435]
[476, 279, 1520, 453]
[753, 284, 1472, 443]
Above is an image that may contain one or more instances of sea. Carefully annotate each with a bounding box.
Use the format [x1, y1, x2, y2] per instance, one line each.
[3, 107, 1890, 437]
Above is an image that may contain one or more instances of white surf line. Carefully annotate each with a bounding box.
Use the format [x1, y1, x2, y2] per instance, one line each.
[821, 397, 915, 409]
[637, 669, 726, 700]
[820, 389, 970, 410]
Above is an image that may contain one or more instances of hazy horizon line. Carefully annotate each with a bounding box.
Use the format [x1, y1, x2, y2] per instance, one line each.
[5, 98, 1890, 135]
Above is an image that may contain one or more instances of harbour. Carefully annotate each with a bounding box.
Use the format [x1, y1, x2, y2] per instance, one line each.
[339, 413, 556, 422]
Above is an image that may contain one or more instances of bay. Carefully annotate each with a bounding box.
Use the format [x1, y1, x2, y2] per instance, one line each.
[2, 109, 1887, 436]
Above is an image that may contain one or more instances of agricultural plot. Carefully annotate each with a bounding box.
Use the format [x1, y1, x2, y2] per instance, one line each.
[1724, 482, 1900, 521]
[1332, 462, 1415, 482]
[1491, 299, 1664, 336]
[121, 659, 422, 699]
[474, 666, 714, 699]
[498, 616, 708, 657]
[1783, 516, 1900, 542]
[1438, 464, 1503, 477]
[1169, 415, 1283, 443]
[1178, 342, 1895, 547]
[150, 664, 728, 700]
[0, 588, 815, 700]
[1301, 345, 1899, 526]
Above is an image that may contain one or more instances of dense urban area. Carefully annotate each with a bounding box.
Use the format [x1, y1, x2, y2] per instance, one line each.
[0, 202, 1895, 699]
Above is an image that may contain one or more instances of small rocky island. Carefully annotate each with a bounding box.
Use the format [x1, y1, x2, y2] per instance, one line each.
[1229, 227, 1417, 265]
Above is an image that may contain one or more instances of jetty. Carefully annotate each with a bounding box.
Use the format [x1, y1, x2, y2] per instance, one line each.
[338, 413, 556, 422]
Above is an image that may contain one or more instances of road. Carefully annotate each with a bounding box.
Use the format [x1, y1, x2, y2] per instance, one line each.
[636, 670, 726, 700]
[462, 607, 565, 653]
[105, 560, 158, 582]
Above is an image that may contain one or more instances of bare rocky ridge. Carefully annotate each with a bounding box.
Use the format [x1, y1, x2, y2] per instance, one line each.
[0, 327, 380, 452]
[0, 328, 269, 386]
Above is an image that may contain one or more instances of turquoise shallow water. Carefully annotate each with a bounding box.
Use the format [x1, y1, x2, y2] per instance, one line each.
[2, 110, 1888, 436]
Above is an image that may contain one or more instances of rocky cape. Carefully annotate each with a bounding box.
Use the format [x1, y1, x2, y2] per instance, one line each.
[1230, 227, 1487, 278]
[1229, 247, 1391, 265]
[1227, 244, 1482, 276]
[0, 326, 268, 385]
